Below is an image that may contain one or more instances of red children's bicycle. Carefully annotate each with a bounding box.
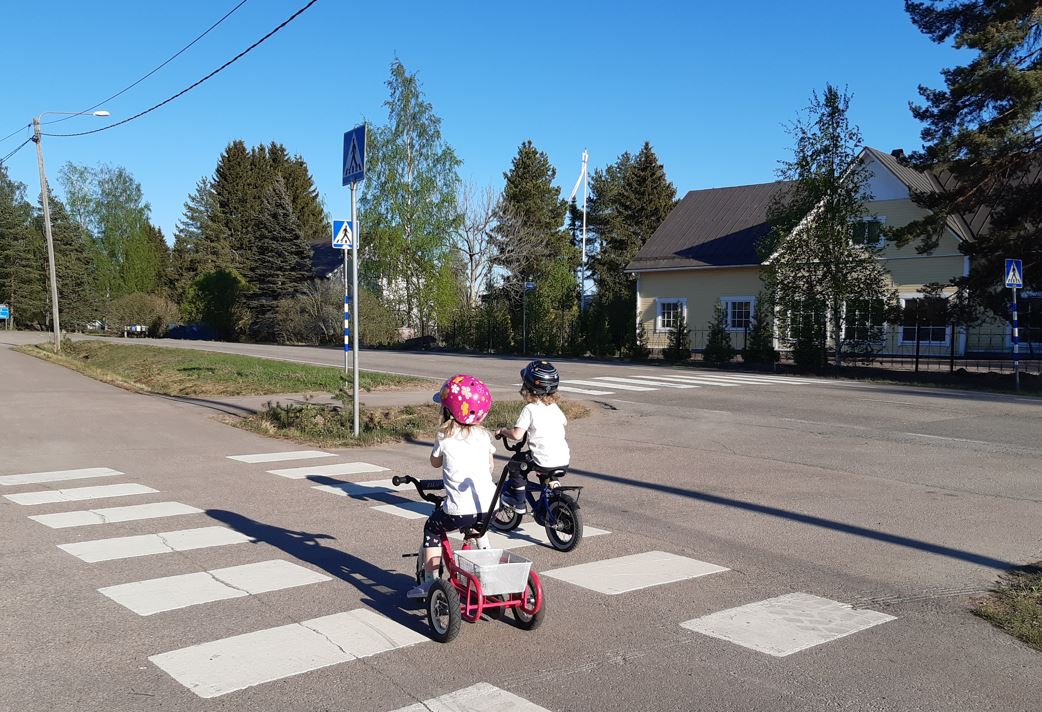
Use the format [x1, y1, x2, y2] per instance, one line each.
[394, 449, 545, 643]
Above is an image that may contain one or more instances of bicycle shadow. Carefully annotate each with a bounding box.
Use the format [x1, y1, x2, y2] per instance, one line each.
[306, 475, 417, 505]
[205, 509, 427, 634]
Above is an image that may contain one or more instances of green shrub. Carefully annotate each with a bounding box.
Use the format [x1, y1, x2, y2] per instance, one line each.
[702, 303, 736, 364]
[664, 310, 692, 362]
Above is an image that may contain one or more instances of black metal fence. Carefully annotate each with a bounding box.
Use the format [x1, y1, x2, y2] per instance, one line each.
[665, 327, 1042, 376]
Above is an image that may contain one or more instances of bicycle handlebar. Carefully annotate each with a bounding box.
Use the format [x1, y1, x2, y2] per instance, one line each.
[496, 432, 528, 453]
[391, 475, 444, 504]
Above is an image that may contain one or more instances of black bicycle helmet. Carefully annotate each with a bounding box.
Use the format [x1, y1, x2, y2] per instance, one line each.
[520, 359, 559, 395]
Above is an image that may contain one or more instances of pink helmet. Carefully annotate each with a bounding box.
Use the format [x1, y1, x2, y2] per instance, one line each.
[434, 374, 492, 425]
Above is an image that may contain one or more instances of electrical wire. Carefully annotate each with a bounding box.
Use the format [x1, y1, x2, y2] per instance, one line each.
[42, 0, 320, 139]
[45, 0, 250, 126]
[0, 138, 33, 167]
[0, 123, 30, 146]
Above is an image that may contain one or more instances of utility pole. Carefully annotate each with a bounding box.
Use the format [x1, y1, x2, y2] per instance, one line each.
[31, 117, 61, 353]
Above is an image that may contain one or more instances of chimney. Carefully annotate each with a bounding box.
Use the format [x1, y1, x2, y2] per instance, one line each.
[891, 148, 905, 160]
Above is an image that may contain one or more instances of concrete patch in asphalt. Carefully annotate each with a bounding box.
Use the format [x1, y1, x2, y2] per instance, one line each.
[227, 450, 334, 463]
[0, 467, 123, 486]
[391, 682, 552, 712]
[266, 462, 389, 479]
[370, 501, 434, 519]
[311, 478, 401, 498]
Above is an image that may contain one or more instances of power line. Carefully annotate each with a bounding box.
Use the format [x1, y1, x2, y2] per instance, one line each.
[0, 123, 30, 146]
[0, 137, 33, 167]
[45, 0, 251, 126]
[43, 0, 321, 139]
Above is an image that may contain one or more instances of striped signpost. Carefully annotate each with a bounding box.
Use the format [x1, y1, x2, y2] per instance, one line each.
[342, 125, 367, 436]
[1005, 258, 1024, 392]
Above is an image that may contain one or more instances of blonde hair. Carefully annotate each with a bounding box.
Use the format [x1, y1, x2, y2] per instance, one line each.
[438, 416, 490, 440]
[521, 388, 560, 405]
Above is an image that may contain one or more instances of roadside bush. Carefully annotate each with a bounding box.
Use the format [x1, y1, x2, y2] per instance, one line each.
[623, 320, 651, 360]
[105, 292, 180, 337]
[792, 323, 825, 371]
[181, 268, 250, 341]
[702, 304, 735, 364]
[275, 280, 341, 345]
[359, 287, 404, 347]
[664, 310, 692, 362]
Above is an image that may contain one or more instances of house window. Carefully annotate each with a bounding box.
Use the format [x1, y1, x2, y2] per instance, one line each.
[900, 297, 948, 344]
[721, 297, 754, 332]
[784, 301, 826, 341]
[852, 218, 885, 247]
[656, 298, 686, 331]
[843, 299, 886, 342]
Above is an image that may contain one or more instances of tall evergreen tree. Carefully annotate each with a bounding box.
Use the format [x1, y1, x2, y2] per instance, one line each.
[212, 140, 261, 268]
[0, 165, 47, 326]
[169, 177, 233, 302]
[35, 195, 99, 330]
[243, 176, 311, 339]
[361, 59, 463, 336]
[588, 143, 676, 351]
[764, 85, 896, 368]
[899, 1, 1042, 317]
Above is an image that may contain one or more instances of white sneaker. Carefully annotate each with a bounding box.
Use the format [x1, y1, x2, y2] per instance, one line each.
[407, 579, 433, 599]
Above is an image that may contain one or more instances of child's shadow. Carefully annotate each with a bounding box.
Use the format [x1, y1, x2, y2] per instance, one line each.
[206, 509, 424, 633]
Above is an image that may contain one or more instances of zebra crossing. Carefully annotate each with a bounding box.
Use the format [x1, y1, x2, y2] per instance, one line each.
[553, 371, 844, 397]
[2, 451, 896, 706]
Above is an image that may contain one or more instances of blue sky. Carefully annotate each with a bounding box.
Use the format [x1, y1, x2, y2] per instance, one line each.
[1, 1, 964, 243]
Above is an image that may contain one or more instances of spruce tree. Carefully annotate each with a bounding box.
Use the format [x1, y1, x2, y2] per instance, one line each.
[743, 296, 779, 365]
[212, 140, 260, 267]
[170, 177, 233, 303]
[702, 304, 736, 364]
[900, 1, 1042, 316]
[0, 166, 48, 326]
[664, 309, 692, 362]
[244, 176, 310, 339]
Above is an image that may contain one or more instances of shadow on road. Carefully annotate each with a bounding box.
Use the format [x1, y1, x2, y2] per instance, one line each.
[205, 509, 425, 633]
[406, 436, 1016, 571]
[153, 394, 260, 417]
[306, 475, 414, 505]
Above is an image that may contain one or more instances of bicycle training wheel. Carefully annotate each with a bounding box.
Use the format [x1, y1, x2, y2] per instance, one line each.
[512, 572, 545, 630]
[426, 578, 462, 643]
[545, 495, 583, 552]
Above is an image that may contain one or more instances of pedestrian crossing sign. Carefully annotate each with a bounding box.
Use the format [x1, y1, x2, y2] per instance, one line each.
[342, 124, 366, 186]
[1005, 258, 1023, 288]
[332, 220, 353, 249]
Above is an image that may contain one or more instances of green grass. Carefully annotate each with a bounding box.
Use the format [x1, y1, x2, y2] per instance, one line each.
[974, 563, 1042, 651]
[235, 399, 591, 448]
[15, 340, 429, 397]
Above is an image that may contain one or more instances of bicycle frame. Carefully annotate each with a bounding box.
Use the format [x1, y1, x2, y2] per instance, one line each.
[438, 535, 542, 622]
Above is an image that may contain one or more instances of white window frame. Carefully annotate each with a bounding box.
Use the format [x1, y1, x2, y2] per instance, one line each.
[850, 216, 886, 248]
[721, 296, 755, 333]
[898, 294, 950, 346]
[841, 299, 888, 343]
[655, 298, 687, 333]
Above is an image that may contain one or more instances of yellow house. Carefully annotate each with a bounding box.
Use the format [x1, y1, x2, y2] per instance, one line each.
[627, 147, 1037, 359]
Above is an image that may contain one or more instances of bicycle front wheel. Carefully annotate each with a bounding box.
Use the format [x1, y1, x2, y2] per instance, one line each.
[545, 495, 582, 552]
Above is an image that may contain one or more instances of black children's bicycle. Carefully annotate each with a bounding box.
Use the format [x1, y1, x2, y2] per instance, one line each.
[491, 434, 583, 552]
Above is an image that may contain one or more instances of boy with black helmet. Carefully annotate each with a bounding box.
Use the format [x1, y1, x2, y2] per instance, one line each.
[496, 359, 570, 512]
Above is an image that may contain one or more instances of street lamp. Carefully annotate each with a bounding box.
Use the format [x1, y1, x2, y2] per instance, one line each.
[31, 110, 110, 352]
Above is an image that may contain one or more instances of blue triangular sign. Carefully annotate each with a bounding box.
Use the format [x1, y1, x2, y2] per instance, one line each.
[1005, 259, 1023, 288]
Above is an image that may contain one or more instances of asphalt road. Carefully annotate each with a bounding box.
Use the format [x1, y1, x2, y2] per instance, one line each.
[2, 331, 1041, 711]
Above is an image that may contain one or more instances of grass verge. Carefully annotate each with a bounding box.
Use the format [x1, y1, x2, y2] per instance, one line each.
[15, 340, 429, 397]
[235, 399, 591, 448]
[974, 562, 1042, 651]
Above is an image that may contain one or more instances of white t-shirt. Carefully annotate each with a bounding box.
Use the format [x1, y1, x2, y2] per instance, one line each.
[515, 402, 570, 467]
[431, 427, 497, 516]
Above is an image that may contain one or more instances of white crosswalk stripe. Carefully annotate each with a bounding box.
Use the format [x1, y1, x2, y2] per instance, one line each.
[311, 479, 400, 498]
[28, 502, 202, 529]
[149, 609, 427, 698]
[226, 450, 334, 464]
[266, 462, 389, 479]
[626, 374, 742, 386]
[390, 683, 553, 712]
[681, 592, 895, 657]
[0, 467, 123, 486]
[4, 483, 157, 506]
[544, 551, 728, 594]
[57, 526, 251, 563]
[593, 376, 698, 389]
[449, 522, 610, 550]
[370, 501, 434, 519]
[556, 385, 613, 395]
[98, 560, 330, 616]
[560, 379, 657, 392]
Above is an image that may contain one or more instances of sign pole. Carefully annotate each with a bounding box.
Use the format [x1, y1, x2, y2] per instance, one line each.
[343, 227, 350, 381]
[351, 181, 360, 437]
[1012, 287, 1020, 392]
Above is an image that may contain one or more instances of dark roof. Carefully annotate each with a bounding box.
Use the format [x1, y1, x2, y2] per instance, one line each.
[627, 181, 793, 271]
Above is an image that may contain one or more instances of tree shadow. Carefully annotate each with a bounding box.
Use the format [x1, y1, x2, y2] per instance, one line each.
[405, 437, 1016, 570]
[205, 509, 426, 633]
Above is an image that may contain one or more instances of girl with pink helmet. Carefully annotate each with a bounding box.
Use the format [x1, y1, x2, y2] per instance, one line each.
[408, 374, 498, 599]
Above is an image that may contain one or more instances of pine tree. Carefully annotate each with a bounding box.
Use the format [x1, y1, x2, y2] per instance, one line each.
[899, 1, 1042, 317]
[244, 176, 310, 339]
[764, 85, 896, 368]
